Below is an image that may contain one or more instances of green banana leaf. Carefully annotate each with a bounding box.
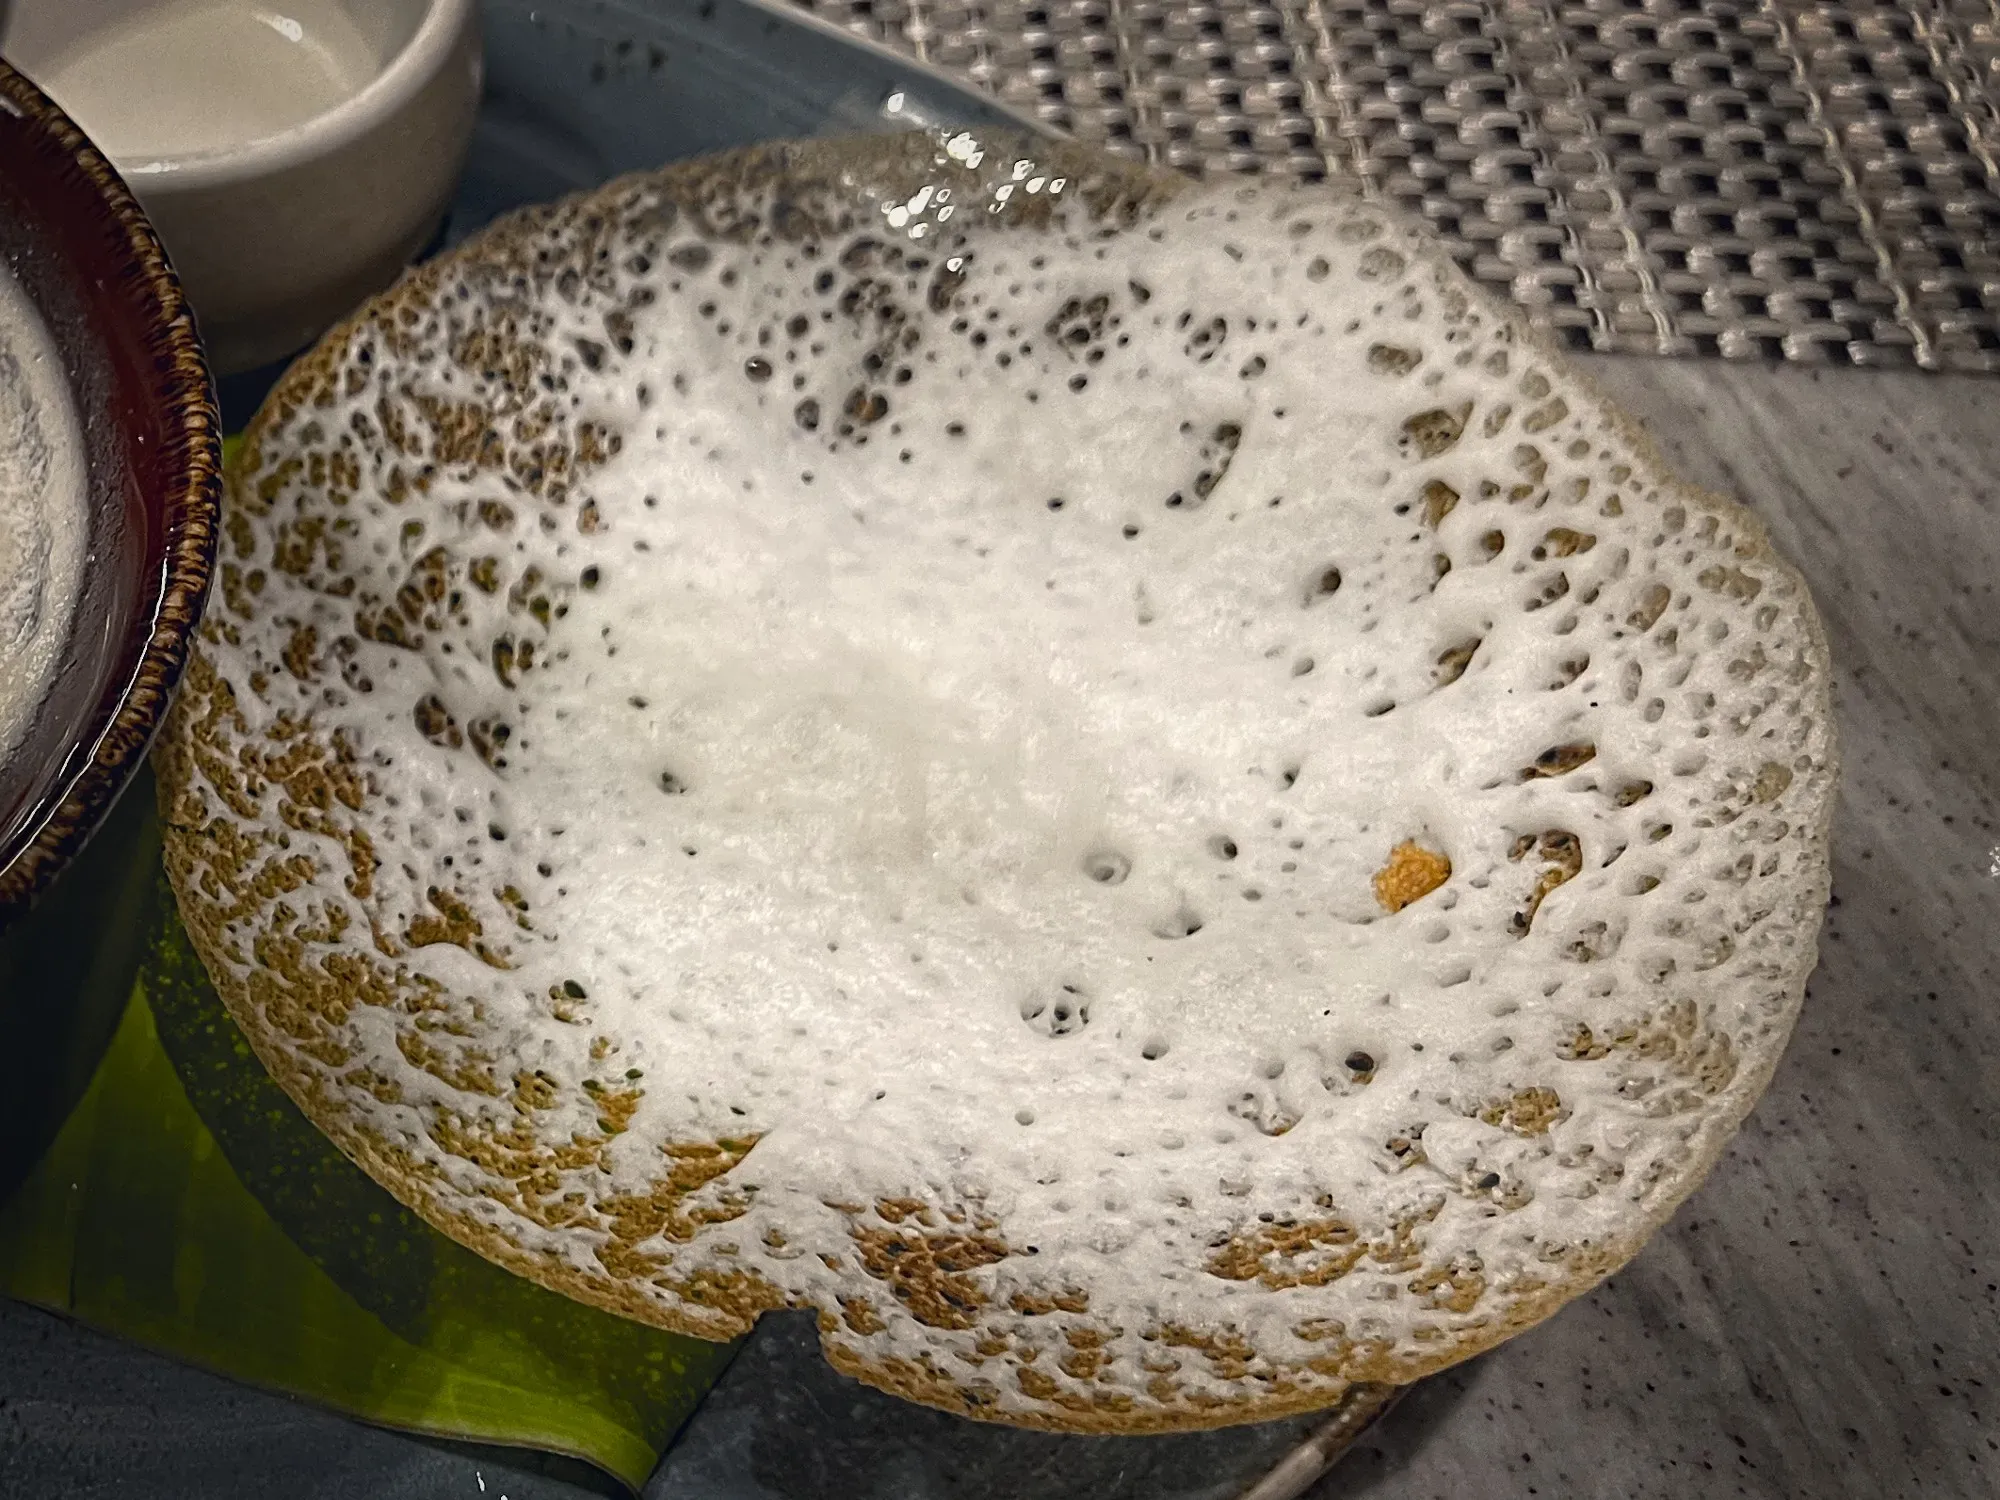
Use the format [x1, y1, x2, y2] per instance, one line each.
[0, 801, 735, 1493]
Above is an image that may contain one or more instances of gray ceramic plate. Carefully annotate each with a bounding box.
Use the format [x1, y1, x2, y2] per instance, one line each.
[454, 0, 1047, 235]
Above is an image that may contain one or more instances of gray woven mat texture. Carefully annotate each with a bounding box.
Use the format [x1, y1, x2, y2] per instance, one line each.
[797, 0, 2000, 371]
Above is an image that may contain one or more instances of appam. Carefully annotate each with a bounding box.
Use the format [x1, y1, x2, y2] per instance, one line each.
[157, 132, 1836, 1432]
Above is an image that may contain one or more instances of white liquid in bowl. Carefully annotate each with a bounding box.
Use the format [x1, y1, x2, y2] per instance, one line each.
[34, 1, 383, 164]
[0, 260, 87, 769]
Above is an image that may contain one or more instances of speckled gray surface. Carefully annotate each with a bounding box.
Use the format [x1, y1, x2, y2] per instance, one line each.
[1, 354, 1994, 1500]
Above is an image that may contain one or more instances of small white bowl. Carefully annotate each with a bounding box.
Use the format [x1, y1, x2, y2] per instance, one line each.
[2, 0, 482, 375]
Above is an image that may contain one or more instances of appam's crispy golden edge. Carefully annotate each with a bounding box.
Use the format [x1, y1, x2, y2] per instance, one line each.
[155, 132, 1839, 1433]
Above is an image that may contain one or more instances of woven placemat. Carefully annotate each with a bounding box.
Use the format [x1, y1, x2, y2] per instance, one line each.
[796, 0, 2000, 371]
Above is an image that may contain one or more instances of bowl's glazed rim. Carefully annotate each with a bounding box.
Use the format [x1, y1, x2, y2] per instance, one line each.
[0, 59, 221, 929]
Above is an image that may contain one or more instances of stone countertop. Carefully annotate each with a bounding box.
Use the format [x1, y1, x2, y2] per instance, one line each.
[1, 353, 1994, 1499]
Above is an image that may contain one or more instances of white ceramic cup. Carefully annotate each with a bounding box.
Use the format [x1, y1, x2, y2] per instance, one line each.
[2, 0, 482, 375]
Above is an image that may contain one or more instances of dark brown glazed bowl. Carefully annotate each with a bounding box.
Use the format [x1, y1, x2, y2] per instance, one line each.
[0, 60, 220, 931]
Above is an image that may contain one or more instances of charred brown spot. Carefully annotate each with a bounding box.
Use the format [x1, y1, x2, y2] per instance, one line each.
[1373, 840, 1452, 913]
[281, 625, 318, 681]
[1547, 655, 1589, 689]
[467, 715, 512, 769]
[1206, 1216, 1363, 1290]
[1156, 1322, 1258, 1382]
[1367, 343, 1422, 376]
[843, 386, 889, 425]
[1698, 564, 1763, 601]
[1557, 999, 1740, 1109]
[1434, 637, 1479, 686]
[1509, 830, 1583, 935]
[1533, 527, 1596, 559]
[1227, 1091, 1301, 1137]
[1627, 581, 1672, 631]
[1420, 479, 1459, 528]
[1523, 741, 1597, 779]
[1016, 1366, 1060, 1400]
[1751, 761, 1793, 803]
[1520, 396, 1570, 434]
[850, 1200, 1010, 1331]
[354, 605, 420, 650]
[406, 886, 487, 955]
[1524, 570, 1570, 610]
[1408, 1259, 1487, 1313]
[1401, 403, 1472, 459]
[1059, 1326, 1111, 1380]
[1384, 1130, 1427, 1170]
[413, 693, 464, 749]
[491, 635, 519, 687]
[595, 1137, 763, 1280]
[1478, 1086, 1566, 1136]
[840, 1296, 886, 1335]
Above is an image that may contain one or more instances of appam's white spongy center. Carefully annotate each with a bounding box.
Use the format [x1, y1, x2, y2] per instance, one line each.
[195, 148, 1834, 1403]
